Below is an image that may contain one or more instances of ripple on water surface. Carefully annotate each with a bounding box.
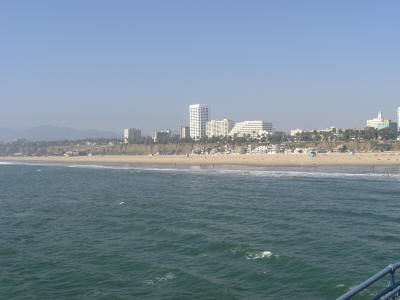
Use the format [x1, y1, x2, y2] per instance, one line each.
[1, 163, 400, 299]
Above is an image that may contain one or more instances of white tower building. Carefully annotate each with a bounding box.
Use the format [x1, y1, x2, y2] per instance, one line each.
[397, 106, 400, 132]
[189, 104, 209, 139]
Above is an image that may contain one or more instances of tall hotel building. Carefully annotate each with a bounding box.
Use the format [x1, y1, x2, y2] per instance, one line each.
[397, 106, 400, 132]
[189, 104, 209, 139]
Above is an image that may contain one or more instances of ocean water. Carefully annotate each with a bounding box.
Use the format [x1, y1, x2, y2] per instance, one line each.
[1, 161, 400, 299]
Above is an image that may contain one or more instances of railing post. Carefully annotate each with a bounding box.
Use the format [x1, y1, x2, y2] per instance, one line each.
[388, 269, 395, 300]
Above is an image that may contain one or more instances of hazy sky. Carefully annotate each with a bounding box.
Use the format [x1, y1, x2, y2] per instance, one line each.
[1, 1, 400, 135]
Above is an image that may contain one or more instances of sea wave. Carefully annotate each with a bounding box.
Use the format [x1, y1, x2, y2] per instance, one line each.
[2, 161, 399, 180]
[67, 164, 120, 169]
[143, 272, 176, 285]
[0, 161, 17, 165]
[63, 164, 400, 180]
[245, 251, 278, 260]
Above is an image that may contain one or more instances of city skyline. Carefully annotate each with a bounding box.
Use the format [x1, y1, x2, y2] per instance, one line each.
[2, 1, 400, 133]
[128, 104, 399, 138]
[2, 104, 400, 138]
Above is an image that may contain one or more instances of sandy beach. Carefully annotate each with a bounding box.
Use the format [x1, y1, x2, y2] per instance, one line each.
[2, 152, 400, 167]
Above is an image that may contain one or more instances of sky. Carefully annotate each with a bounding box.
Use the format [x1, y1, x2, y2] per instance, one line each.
[1, 1, 400, 135]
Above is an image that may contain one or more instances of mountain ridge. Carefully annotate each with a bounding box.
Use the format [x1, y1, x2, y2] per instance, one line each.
[0, 125, 121, 141]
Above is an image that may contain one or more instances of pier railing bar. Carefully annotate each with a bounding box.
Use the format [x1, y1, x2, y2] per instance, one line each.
[382, 286, 400, 300]
[337, 262, 400, 300]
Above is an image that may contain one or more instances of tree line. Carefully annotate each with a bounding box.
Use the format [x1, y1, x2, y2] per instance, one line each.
[0, 127, 398, 156]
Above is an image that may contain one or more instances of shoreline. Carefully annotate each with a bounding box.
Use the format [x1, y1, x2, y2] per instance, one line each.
[2, 152, 400, 167]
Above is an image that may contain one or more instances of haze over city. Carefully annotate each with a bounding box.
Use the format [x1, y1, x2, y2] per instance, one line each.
[2, 1, 400, 135]
[4, 3, 400, 300]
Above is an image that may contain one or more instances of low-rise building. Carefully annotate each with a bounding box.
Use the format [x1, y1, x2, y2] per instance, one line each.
[290, 128, 304, 136]
[251, 144, 285, 154]
[319, 126, 340, 132]
[206, 119, 235, 137]
[152, 129, 172, 142]
[367, 111, 397, 131]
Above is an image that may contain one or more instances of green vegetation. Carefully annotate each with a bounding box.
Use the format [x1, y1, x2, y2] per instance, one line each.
[0, 127, 399, 156]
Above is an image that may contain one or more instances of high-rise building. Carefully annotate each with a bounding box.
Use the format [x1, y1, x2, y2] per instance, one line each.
[367, 111, 397, 131]
[229, 121, 273, 138]
[189, 104, 209, 139]
[124, 128, 141, 144]
[397, 106, 400, 132]
[180, 126, 190, 139]
[206, 119, 235, 137]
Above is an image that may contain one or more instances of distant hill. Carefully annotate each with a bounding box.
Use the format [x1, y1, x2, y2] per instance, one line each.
[0, 126, 121, 141]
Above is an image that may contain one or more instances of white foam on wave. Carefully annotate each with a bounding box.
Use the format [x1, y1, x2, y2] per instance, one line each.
[156, 272, 176, 282]
[213, 168, 400, 179]
[3, 160, 399, 181]
[67, 164, 119, 169]
[66, 164, 182, 173]
[143, 272, 176, 285]
[246, 250, 276, 260]
[0, 161, 62, 167]
[142, 279, 155, 285]
[67, 164, 400, 180]
[0, 161, 17, 165]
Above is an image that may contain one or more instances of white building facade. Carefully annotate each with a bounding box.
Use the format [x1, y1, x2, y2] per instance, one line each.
[397, 106, 400, 132]
[367, 111, 384, 128]
[290, 128, 304, 136]
[229, 121, 273, 138]
[206, 119, 235, 137]
[367, 111, 397, 131]
[189, 104, 209, 139]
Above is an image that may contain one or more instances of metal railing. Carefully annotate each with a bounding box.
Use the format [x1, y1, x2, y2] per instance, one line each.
[337, 262, 400, 300]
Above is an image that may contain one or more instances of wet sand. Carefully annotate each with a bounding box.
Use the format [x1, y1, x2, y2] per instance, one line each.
[2, 152, 400, 167]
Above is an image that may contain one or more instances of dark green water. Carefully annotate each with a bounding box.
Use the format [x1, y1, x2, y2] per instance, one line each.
[1, 162, 400, 299]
